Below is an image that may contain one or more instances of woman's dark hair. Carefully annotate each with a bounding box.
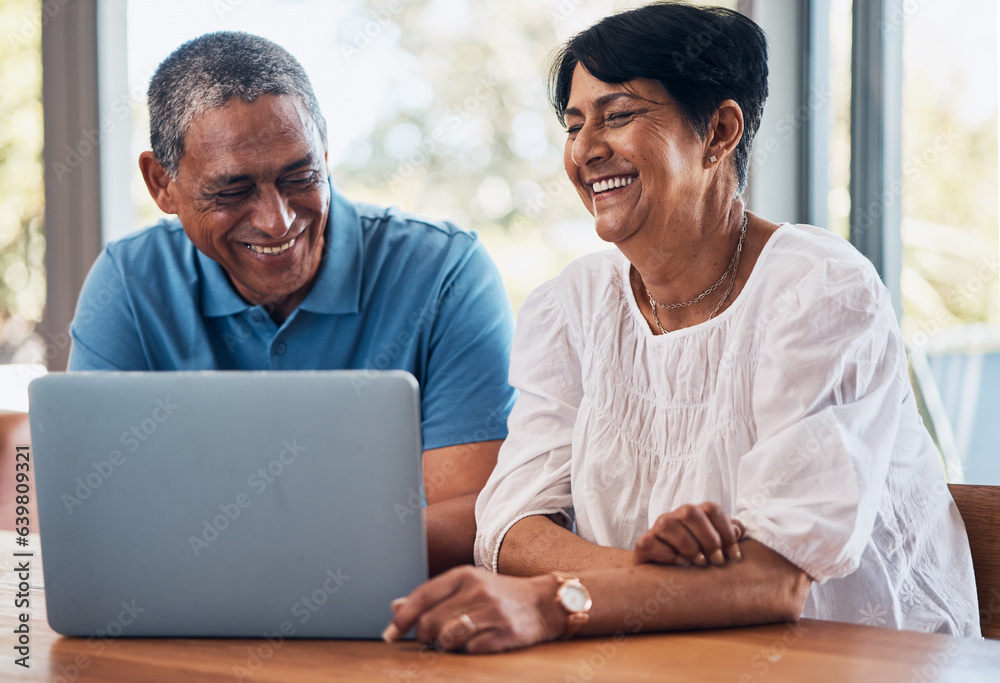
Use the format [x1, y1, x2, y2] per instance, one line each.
[549, 2, 768, 193]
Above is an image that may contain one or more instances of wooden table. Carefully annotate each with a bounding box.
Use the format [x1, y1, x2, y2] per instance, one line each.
[2, 533, 999, 682]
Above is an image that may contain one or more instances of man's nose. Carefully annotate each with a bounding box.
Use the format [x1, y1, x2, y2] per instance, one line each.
[250, 186, 295, 238]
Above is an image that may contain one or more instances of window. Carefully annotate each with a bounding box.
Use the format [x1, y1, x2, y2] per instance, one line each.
[899, 0, 998, 341]
[898, 0, 999, 484]
[122, 0, 734, 311]
[0, 0, 44, 364]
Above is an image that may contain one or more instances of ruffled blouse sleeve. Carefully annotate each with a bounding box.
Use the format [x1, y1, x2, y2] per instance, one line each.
[735, 249, 909, 583]
[474, 278, 583, 571]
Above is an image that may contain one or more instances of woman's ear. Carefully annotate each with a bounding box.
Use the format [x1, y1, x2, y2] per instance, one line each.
[706, 99, 745, 164]
[139, 151, 179, 215]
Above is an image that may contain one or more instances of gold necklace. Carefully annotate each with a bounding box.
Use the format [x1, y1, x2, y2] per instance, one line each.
[646, 213, 748, 335]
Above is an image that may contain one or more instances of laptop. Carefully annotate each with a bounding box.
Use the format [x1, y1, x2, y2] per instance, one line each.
[28, 370, 428, 638]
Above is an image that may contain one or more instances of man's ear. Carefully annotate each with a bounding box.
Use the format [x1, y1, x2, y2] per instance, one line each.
[139, 151, 179, 215]
[706, 99, 745, 165]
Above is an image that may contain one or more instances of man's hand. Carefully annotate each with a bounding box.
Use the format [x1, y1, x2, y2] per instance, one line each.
[634, 502, 745, 567]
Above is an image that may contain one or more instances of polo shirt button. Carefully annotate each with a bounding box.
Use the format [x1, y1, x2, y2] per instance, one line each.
[275, 342, 287, 355]
[251, 312, 265, 325]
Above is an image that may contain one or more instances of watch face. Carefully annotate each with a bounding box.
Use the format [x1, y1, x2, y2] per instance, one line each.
[559, 582, 591, 612]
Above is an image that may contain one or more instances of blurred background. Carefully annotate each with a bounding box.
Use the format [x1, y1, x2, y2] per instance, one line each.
[0, 0, 997, 482]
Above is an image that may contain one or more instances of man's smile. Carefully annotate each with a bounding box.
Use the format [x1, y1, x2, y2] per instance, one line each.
[243, 237, 296, 255]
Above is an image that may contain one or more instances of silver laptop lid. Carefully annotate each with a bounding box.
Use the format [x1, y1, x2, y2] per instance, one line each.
[29, 370, 427, 638]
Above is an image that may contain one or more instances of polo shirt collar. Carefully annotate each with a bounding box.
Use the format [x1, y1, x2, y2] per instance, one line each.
[198, 180, 363, 318]
[298, 182, 363, 315]
[198, 249, 247, 317]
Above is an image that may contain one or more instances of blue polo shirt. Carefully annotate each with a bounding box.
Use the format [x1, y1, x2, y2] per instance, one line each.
[68, 183, 516, 450]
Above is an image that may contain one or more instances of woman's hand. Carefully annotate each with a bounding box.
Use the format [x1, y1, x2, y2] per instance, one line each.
[382, 566, 564, 653]
[634, 502, 745, 567]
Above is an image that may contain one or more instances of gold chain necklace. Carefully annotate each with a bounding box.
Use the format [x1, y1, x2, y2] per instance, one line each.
[646, 213, 748, 335]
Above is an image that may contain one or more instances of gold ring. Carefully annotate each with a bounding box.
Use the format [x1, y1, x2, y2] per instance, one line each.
[458, 613, 477, 635]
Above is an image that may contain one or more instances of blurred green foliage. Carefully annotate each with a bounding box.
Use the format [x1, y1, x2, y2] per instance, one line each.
[334, 0, 600, 310]
[0, 0, 44, 356]
[899, 0, 999, 345]
[901, 87, 999, 338]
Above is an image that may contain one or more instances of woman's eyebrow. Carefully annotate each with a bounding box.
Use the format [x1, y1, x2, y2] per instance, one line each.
[564, 92, 645, 118]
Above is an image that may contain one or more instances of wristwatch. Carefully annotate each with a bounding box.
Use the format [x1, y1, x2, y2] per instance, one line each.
[552, 573, 593, 638]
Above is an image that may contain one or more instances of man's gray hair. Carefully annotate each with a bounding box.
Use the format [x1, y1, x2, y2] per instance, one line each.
[147, 31, 328, 178]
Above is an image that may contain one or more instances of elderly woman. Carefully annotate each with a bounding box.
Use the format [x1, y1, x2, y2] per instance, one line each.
[384, 2, 980, 652]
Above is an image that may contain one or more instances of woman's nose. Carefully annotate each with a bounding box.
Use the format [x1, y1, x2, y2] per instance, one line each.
[571, 124, 611, 167]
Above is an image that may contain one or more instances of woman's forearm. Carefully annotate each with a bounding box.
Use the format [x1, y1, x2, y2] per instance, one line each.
[497, 515, 633, 576]
[385, 538, 812, 652]
[571, 540, 812, 636]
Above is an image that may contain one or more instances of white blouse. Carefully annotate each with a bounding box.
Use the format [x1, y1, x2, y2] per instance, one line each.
[475, 224, 980, 636]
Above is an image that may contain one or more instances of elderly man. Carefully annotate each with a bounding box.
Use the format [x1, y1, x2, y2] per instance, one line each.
[67, 32, 516, 575]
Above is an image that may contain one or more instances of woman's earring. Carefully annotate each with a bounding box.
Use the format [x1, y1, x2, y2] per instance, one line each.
[709, 155, 718, 164]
